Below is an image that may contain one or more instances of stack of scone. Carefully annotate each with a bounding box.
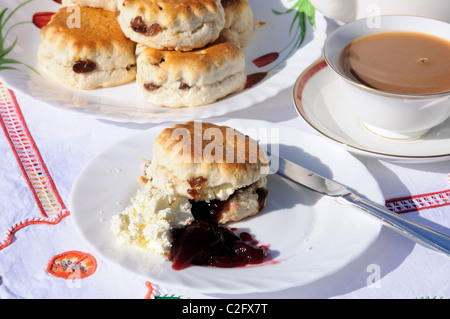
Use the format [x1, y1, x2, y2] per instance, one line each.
[38, 0, 255, 108]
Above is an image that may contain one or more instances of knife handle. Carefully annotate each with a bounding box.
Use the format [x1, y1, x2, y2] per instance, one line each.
[342, 193, 450, 258]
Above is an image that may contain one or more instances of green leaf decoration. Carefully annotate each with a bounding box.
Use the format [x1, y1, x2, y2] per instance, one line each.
[258, 0, 316, 73]
[154, 294, 183, 299]
[0, 0, 38, 73]
[277, 0, 316, 51]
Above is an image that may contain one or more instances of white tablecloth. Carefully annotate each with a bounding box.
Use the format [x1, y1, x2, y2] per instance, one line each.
[0, 13, 449, 301]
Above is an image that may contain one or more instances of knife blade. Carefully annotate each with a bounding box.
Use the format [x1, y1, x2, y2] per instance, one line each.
[269, 152, 450, 258]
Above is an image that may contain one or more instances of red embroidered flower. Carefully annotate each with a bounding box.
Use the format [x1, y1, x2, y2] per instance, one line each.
[47, 251, 97, 280]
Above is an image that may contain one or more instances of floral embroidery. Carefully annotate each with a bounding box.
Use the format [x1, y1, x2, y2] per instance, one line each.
[47, 251, 97, 280]
[145, 281, 182, 299]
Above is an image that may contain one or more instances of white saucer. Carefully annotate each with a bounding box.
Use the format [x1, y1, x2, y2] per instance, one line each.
[293, 59, 450, 163]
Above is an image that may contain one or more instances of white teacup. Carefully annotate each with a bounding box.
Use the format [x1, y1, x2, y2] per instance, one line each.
[310, 0, 450, 25]
[324, 15, 450, 140]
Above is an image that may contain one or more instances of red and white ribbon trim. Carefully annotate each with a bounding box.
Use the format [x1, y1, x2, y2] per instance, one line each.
[0, 83, 69, 250]
[386, 190, 450, 214]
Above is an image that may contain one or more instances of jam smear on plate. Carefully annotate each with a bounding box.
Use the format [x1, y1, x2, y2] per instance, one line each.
[170, 220, 267, 270]
[169, 186, 268, 270]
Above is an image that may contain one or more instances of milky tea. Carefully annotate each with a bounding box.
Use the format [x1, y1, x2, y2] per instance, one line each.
[340, 32, 450, 95]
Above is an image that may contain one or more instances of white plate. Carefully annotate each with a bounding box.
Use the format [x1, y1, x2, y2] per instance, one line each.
[293, 59, 450, 163]
[0, 0, 326, 123]
[69, 119, 383, 294]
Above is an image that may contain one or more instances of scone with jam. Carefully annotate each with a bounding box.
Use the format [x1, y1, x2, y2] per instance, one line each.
[112, 121, 270, 270]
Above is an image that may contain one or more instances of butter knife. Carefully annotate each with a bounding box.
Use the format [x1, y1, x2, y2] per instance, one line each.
[269, 153, 450, 257]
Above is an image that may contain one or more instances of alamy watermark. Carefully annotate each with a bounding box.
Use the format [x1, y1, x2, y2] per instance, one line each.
[366, 4, 381, 29]
[66, 5, 81, 28]
[366, 263, 381, 288]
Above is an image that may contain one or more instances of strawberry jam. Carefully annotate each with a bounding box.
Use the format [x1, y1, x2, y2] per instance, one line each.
[169, 184, 269, 270]
[169, 220, 267, 270]
[189, 198, 229, 222]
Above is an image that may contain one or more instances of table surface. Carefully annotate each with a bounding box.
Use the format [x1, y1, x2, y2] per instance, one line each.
[0, 9, 449, 300]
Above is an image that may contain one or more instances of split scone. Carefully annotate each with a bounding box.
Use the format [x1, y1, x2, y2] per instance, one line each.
[117, 0, 226, 51]
[145, 121, 270, 224]
[222, 0, 255, 47]
[112, 121, 269, 269]
[136, 30, 246, 107]
[61, 0, 118, 11]
[38, 6, 137, 89]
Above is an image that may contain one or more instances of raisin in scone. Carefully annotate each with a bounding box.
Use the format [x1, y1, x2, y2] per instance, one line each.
[38, 6, 136, 89]
[136, 30, 246, 107]
[222, 0, 254, 47]
[145, 121, 269, 224]
[117, 0, 225, 51]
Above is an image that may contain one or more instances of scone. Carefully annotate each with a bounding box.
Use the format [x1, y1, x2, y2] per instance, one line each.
[136, 30, 246, 107]
[117, 0, 226, 51]
[38, 6, 137, 89]
[61, 0, 118, 11]
[112, 121, 269, 269]
[145, 121, 269, 224]
[222, 0, 254, 47]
